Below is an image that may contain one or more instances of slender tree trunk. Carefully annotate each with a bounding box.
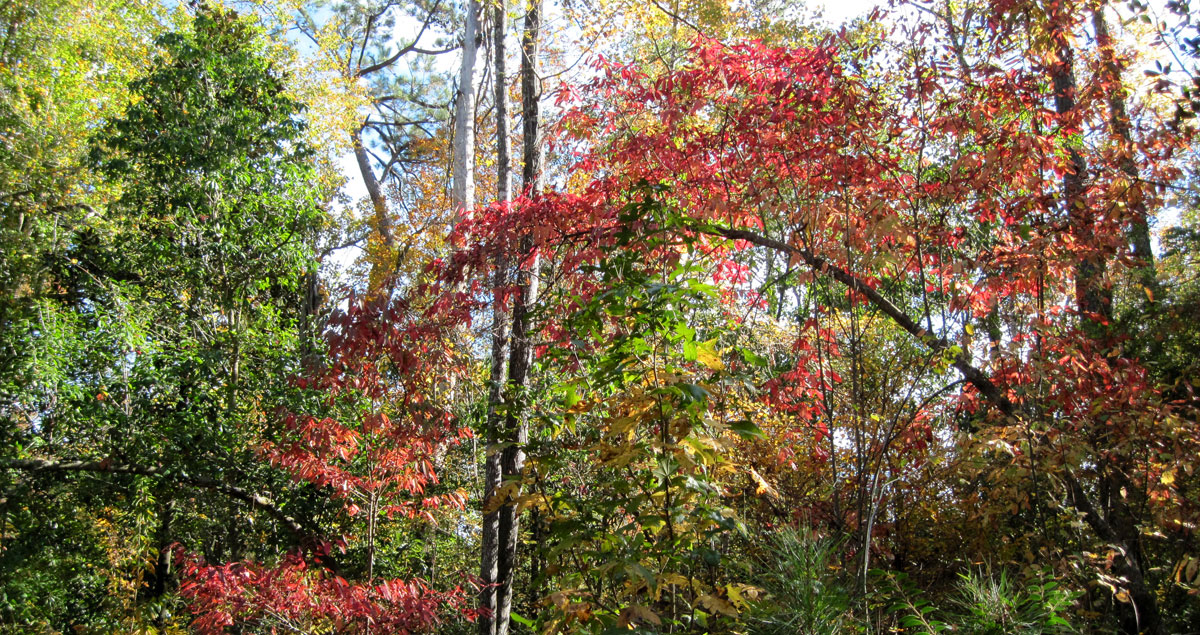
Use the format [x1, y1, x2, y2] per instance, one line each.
[479, 413, 503, 635]
[1047, 24, 1109, 334]
[1047, 8, 1162, 633]
[517, 0, 543, 194]
[479, 2, 513, 632]
[354, 129, 397, 294]
[300, 266, 324, 370]
[151, 501, 174, 599]
[1092, 13, 1163, 631]
[353, 130, 395, 248]
[494, 2, 543, 632]
[1091, 6, 1158, 297]
[453, 0, 481, 221]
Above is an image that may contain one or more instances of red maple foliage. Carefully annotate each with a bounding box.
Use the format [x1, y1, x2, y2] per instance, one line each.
[179, 291, 479, 633]
[179, 547, 479, 634]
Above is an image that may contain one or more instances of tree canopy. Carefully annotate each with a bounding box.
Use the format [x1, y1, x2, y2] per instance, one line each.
[2, 0, 1199, 633]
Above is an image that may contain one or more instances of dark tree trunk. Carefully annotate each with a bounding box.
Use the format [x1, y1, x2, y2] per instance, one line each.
[1047, 8, 1161, 633]
[1047, 30, 1109, 336]
[494, 2, 543, 632]
[151, 501, 174, 599]
[480, 2, 513, 632]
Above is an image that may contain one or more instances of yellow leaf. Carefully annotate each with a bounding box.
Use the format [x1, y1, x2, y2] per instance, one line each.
[660, 573, 691, 588]
[619, 604, 661, 627]
[726, 583, 763, 609]
[1162, 470, 1176, 487]
[483, 483, 519, 515]
[748, 467, 780, 499]
[545, 591, 573, 610]
[515, 494, 543, 512]
[698, 593, 739, 616]
[696, 339, 724, 371]
[607, 416, 638, 438]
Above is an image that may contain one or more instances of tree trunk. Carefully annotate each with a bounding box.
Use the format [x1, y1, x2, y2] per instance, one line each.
[300, 266, 324, 370]
[1066, 473, 1163, 635]
[151, 501, 174, 599]
[494, 2, 543, 632]
[1047, 9, 1161, 632]
[452, 0, 481, 221]
[354, 129, 396, 294]
[1047, 23, 1109, 335]
[353, 131, 394, 248]
[479, 2, 513, 632]
[1091, 6, 1158, 297]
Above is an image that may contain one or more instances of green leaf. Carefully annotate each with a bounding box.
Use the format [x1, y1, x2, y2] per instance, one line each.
[563, 383, 581, 408]
[728, 419, 764, 440]
[627, 563, 657, 590]
[683, 340, 698, 361]
[741, 348, 769, 367]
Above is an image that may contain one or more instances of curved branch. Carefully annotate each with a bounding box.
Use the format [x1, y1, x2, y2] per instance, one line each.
[704, 224, 1016, 416]
[354, 0, 446, 78]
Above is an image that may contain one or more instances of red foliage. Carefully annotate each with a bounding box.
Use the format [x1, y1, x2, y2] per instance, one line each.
[179, 547, 479, 634]
[180, 290, 478, 631]
[265, 291, 473, 520]
[183, 9, 1195, 625]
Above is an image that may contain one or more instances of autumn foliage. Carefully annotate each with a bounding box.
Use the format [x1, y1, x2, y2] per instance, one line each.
[6, 0, 1200, 633]
[179, 548, 477, 634]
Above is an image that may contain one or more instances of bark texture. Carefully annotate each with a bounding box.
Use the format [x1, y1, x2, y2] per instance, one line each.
[494, 2, 543, 632]
[1092, 7, 1158, 297]
[452, 0, 481, 220]
[479, 0, 513, 631]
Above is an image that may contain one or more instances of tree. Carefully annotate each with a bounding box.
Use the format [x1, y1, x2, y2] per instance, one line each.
[0, 0, 163, 434]
[2, 6, 327, 629]
[4, 0, 1198, 631]
[181, 288, 479, 634]
[447, 11, 1195, 626]
[452, 0, 482, 217]
[279, 0, 462, 294]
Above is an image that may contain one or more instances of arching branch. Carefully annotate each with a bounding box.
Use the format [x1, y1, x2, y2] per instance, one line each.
[702, 223, 1016, 416]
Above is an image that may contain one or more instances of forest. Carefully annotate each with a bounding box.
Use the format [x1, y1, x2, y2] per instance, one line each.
[1, 0, 1199, 632]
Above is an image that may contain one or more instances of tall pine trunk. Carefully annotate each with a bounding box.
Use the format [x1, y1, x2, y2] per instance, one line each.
[354, 129, 397, 294]
[453, 0, 481, 220]
[479, 0, 513, 631]
[494, 1, 543, 632]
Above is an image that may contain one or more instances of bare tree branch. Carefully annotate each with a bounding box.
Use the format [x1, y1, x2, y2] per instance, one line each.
[355, 0, 446, 78]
